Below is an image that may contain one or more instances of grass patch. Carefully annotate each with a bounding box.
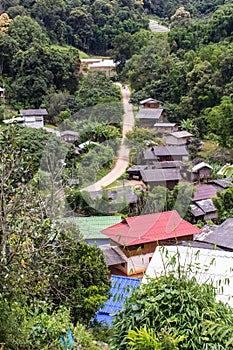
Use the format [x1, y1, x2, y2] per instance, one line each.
[197, 140, 218, 158]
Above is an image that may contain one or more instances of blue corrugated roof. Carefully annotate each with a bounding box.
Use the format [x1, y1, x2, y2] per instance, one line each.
[95, 275, 141, 326]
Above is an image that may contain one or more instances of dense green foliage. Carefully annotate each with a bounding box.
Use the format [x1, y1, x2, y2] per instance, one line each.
[111, 273, 233, 349]
[1, 0, 148, 54]
[0, 126, 110, 345]
[212, 185, 233, 223]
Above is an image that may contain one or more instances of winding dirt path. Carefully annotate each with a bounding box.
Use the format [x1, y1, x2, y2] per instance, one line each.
[82, 84, 134, 192]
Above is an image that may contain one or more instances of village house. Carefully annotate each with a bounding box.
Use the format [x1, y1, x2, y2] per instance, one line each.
[80, 58, 117, 77]
[153, 122, 179, 135]
[142, 245, 233, 308]
[139, 97, 162, 109]
[19, 109, 48, 128]
[136, 108, 164, 128]
[101, 210, 201, 276]
[63, 216, 122, 246]
[190, 199, 217, 223]
[192, 162, 212, 182]
[195, 218, 233, 251]
[88, 188, 141, 213]
[165, 131, 193, 146]
[127, 161, 188, 181]
[60, 130, 79, 143]
[140, 167, 182, 190]
[143, 145, 189, 163]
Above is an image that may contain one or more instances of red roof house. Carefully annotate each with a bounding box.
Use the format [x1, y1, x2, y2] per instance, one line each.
[101, 211, 201, 276]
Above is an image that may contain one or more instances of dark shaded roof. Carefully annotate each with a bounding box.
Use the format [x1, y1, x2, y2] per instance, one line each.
[95, 275, 141, 326]
[193, 185, 217, 201]
[143, 145, 189, 160]
[100, 245, 127, 265]
[19, 109, 48, 116]
[101, 210, 201, 246]
[190, 204, 205, 217]
[89, 188, 139, 204]
[211, 178, 233, 189]
[177, 240, 224, 250]
[136, 108, 163, 119]
[141, 168, 182, 183]
[195, 199, 216, 214]
[127, 162, 187, 173]
[200, 218, 233, 250]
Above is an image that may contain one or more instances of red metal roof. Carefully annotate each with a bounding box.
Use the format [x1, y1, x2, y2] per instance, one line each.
[193, 185, 217, 201]
[101, 210, 201, 246]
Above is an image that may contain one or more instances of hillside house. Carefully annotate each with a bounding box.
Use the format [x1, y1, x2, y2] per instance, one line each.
[143, 145, 189, 163]
[19, 109, 48, 128]
[139, 98, 162, 109]
[63, 216, 122, 246]
[192, 162, 212, 182]
[193, 184, 217, 202]
[196, 218, 233, 251]
[101, 210, 201, 276]
[190, 199, 217, 222]
[80, 58, 116, 77]
[154, 122, 179, 135]
[166, 131, 193, 146]
[60, 130, 79, 143]
[142, 245, 233, 308]
[136, 108, 164, 128]
[140, 167, 182, 190]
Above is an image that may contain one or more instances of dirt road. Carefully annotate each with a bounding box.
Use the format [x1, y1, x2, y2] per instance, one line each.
[82, 84, 134, 192]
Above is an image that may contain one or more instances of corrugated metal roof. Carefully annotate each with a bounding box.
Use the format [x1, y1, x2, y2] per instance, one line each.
[190, 204, 205, 217]
[100, 245, 127, 265]
[142, 245, 233, 308]
[140, 98, 162, 104]
[192, 162, 212, 172]
[19, 109, 48, 116]
[141, 168, 182, 183]
[143, 146, 189, 159]
[64, 216, 122, 241]
[200, 218, 233, 250]
[168, 131, 193, 138]
[195, 199, 216, 214]
[211, 178, 233, 189]
[154, 122, 177, 127]
[193, 185, 217, 201]
[95, 275, 141, 326]
[89, 188, 138, 204]
[136, 108, 163, 119]
[101, 210, 201, 246]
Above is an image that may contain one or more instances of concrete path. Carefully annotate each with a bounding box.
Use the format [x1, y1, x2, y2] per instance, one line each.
[149, 19, 170, 33]
[82, 84, 134, 192]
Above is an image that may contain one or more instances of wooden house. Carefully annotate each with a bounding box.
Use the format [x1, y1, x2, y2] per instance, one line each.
[196, 218, 233, 251]
[101, 211, 201, 276]
[60, 130, 79, 143]
[190, 199, 217, 223]
[153, 122, 179, 135]
[136, 108, 164, 128]
[19, 109, 48, 128]
[166, 131, 193, 146]
[192, 162, 212, 182]
[139, 98, 162, 109]
[143, 145, 189, 163]
[140, 167, 182, 190]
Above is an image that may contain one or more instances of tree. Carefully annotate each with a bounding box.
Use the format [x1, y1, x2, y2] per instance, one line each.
[212, 185, 233, 223]
[0, 126, 111, 326]
[205, 96, 233, 148]
[8, 15, 50, 50]
[111, 270, 233, 349]
[0, 12, 12, 33]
